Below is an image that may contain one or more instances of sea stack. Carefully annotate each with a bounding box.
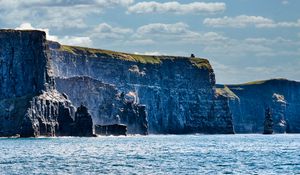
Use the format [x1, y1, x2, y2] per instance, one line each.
[263, 107, 273, 134]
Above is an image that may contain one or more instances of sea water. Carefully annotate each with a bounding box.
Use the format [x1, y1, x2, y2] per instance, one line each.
[0, 134, 299, 174]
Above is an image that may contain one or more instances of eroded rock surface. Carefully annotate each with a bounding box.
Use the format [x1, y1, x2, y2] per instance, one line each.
[55, 76, 148, 135]
[95, 124, 127, 136]
[0, 30, 93, 137]
[218, 79, 300, 133]
[49, 41, 234, 134]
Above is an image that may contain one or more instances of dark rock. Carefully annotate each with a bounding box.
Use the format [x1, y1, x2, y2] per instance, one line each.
[263, 107, 273, 134]
[0, 30, 93, 137]
[49, 42, 234, 134]
[218, 79, 300, 133]
[95, 124, 127, 136]
[55, 76, 148, 135]
[19, 90, 76, 137]
[73, 105, 93, 137]
[119, 102, 148, 135]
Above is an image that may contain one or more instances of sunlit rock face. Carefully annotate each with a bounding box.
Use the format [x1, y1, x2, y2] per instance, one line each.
[49, 41, 234, 134]
[0, 30, 92, 137]
[218, 79, 300, 133]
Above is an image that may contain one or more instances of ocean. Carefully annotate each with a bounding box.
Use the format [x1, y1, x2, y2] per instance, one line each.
[0, 134, 299, 174]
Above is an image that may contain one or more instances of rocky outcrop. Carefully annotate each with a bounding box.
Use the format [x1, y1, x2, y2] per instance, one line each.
[49, 41, 234, 134]
[0, 30, 93, 137]
[73, 105, 93, 137]
[20, 90, 76, 137]
[95, 124, 127, 136]
[55, 76, 148, 135]
[218, 79, 300, 133]
[263, 107, 273, 134]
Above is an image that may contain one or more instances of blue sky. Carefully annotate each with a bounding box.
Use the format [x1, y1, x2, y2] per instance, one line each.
[0, 0, 299, 84]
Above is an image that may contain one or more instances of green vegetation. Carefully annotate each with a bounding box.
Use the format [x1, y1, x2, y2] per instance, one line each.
[59, 45, 161, 64]
[189, 57, 212, 70]
[59, 45, 211, 68]
[216, 86, 239, 99]
[229, 78, 290, 86]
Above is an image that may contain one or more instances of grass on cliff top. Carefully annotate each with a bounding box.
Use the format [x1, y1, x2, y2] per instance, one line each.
[216, 86, 239, 99]
[59, 45, 161, 64]
[228, 78, 291, 86]
[59, 45, 212, 69]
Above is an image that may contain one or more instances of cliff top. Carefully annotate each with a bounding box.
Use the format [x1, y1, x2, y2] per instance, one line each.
[0, 29, 45, 35]
[216, 86, 239, 99]
[226, 78, 299, 87]
[49, 41, 212, 70]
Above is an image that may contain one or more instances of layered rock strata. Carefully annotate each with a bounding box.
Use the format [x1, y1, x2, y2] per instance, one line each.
[0, 30, 92, 137]
[55, 76, 148, 135]
[218, 79, 300, 133]
[49, 41, 234, 134]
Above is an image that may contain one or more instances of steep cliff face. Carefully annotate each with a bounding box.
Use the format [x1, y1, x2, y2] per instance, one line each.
[0, 30, 91, 137]
[49, 42, 234, 134]
[218, 79, 300, 133]
[20, 90, 76, 137]
[55, 76, 148, 134]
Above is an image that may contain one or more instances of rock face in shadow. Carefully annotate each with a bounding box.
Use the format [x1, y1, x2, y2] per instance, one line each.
[55, 76, 148, 135]
[218, 79, 300, 133]
[73, 105, 93, 137]
[20, 90, 76, 137]
[95, 124, 127, 136]
[0, 30, 93, 137]
[49, 41, 234, 134]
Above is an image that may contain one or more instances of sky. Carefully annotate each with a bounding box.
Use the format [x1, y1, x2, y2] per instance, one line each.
[0, 0, 299, 84]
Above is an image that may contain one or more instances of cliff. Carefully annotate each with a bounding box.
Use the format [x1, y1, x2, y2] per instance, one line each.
[49, 41, 234, 134]
[217, 79, 300, 133]
[0, 30, 93, 137]
[55, 76, 148, 135]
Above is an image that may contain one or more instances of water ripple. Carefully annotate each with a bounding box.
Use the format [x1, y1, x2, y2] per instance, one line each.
[0, 134, 299, 174]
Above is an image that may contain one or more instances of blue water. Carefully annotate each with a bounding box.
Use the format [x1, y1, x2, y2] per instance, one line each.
[0, 135, 299, 175]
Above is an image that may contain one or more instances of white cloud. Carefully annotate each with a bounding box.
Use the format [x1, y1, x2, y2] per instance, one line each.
[134, 51, 162, 55]
[282, 0, 289, 5]
[203, 15, 300, 28]
[15, 22, 58, 41]
[95, 0, 134, 6]
[137, 22, 191, 35]
[15, 22, 92, 47]
[127, 1, 226, 14]
[203, 15, 274, 28]
[0, 0, 134, 30]
[135, 22, 227, 44]
[91, 23, 133, 39]
[59, 36, 93, 47]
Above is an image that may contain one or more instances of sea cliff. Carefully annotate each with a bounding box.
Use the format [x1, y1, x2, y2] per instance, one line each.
[49, 41, 234, 134]
[217, 79, 300, 133]
[0, 30, 93, 137]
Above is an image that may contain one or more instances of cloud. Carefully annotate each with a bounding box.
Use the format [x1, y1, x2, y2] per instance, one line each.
[134, 51, 162, 55]
[91, 23, 133, 39]
[135, 22, 228, 44]
[0, 0, 134, 30]
[203, 15, 274, 28]
[137, 22, 191, 35]
[282, 0, 289, 5]
[203, 15, 300, 28]
[15, 22, 92, 46]
[59, 36, 93, 47]
[127, 1, 226, 14]
[15, 22, 58, 41]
